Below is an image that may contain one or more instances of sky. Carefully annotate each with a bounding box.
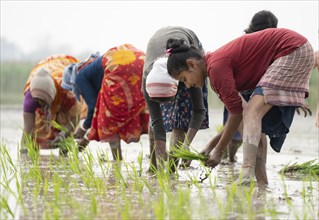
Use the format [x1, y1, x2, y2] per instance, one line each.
[1, 0, 318, 57]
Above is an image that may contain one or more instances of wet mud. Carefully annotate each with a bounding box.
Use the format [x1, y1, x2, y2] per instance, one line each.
[1, 106, 318, 219]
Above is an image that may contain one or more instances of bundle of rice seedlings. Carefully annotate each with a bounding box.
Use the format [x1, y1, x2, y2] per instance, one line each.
[50, 120, 68, 132]
[280, 159, 319, 176]
[170, 146, 208, 162]
[50, 120, 77, 153]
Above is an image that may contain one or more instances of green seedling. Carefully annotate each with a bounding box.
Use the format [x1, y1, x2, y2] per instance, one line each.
[280, 159, 319, 176]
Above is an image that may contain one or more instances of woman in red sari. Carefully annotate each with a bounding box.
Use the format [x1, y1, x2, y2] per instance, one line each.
[62, 44, 149, 160]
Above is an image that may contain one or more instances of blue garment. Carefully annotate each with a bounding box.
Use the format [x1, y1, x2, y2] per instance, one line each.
[252, 87, 296, 153]
[224, 87, 295, 152]
[75, 56, 104, 129]
[62, 52, 100, 101]
[62, 63, 82, 100]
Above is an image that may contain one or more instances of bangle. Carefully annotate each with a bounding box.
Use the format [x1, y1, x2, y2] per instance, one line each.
[84, 128, 90, 141]
[80, 121, 88, 131]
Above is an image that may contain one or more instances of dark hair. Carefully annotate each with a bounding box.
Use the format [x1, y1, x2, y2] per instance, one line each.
[166, 38, 204, 77]
[244, 10, 278, 34]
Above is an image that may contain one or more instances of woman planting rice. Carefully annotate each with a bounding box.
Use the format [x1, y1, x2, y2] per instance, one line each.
[165, 28, 314, 185]
[21, 54, 82, 154]
[62, 44, 149, 161]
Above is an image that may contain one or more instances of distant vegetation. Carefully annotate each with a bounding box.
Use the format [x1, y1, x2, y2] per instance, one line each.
[0, 62, 318, 111]
[1, 62, 34, 104]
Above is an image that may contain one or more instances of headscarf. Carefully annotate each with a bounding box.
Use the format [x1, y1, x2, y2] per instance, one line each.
[30, 67, 56, 106]
[146, 57, 179, 98]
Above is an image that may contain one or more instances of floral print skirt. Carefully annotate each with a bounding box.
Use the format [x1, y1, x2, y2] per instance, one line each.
[160, 80, 209, 132]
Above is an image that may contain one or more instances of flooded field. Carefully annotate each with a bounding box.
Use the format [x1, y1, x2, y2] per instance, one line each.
[1, 105, 318, 219]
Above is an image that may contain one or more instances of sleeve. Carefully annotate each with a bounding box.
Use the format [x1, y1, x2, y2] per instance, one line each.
[188, 87, 206, 129]
[23, 90, 40, 113]
[209, 58, 243, 114]
[142, 88, 166, 141]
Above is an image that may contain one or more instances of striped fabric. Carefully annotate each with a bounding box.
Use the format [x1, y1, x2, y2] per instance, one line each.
[146, 82, 178, 97]
[257, 41, 314, 106]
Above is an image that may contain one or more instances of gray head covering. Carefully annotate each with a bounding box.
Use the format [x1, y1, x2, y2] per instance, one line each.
[30, 67, 56, 105]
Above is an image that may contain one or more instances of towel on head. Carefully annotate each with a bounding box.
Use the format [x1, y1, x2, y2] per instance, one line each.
[146, 57, 179, 98]
[30, 67, 56, 105]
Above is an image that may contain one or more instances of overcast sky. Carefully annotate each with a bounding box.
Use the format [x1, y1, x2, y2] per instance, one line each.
[1, 1, 318, 56]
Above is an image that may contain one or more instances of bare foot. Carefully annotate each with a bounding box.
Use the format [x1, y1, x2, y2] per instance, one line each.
[235, 167, 255, 185]
[255, 157, 268, 186]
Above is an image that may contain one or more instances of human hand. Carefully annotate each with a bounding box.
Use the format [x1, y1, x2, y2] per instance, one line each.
[77, 137, 89, 152]
[49, 133, 65, 148]
[74, 123, 88, 139]
[296, 104, 312, 117]
[199, 132, 222, 157]
[200, 142, 215, 157]
[204, 148, 223, 168]
[239, 93, 248, 109]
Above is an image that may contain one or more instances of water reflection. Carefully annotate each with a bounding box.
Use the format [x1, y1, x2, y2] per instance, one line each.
[2, 107, 318, 219]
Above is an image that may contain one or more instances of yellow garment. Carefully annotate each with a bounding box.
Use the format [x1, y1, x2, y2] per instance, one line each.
[24, 54, 83, 148]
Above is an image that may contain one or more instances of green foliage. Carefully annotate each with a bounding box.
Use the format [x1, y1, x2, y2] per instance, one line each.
[1, 139, 319, 219]
[0, 62, 34, 104]
[1, 62, 318, 111]
[308, 68, 319, 111]
[170, 145, 208, 161]
[280, 159, 319, 176]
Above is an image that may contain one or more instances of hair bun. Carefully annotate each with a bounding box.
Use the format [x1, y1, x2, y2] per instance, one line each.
[166, 38, 190, 53]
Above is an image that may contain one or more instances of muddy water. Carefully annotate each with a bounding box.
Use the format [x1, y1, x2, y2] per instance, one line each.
[1, 105, 318, 219]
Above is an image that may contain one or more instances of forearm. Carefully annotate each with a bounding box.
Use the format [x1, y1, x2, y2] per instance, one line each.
[183, 127, 198, 147]
[216, 113, 242, 151]
[144, 90, 166, 141]
[22, 112, 36, 146]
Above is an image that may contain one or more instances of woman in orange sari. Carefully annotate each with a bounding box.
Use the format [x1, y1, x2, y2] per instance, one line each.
[62, 44, 149, 160]
[21, 54, 82, 155]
